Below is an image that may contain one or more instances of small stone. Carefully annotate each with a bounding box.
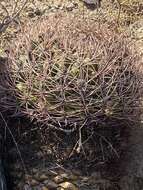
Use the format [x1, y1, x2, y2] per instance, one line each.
[46, 180, 58, 190]
[66, 3, 75, 11]
[34, 173, 40, 181]
[53, 173, 78, 184]
[30, 179, 39, 186]
[41, 187, 49, 190]
[39, 174, 49, 181]
[32, 168, 38, 174]
[81, 177, 89, 182]
[53, 173, 68, 183]
[53, 175, 64, 184]
[59, 182, 78, 190]
[50, 7, 57, 12]
[43, 180, 49, 185]
[54, 5, 59, 10]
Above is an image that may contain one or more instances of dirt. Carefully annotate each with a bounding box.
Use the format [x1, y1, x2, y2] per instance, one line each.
[119, 125, 143, 190]
[4, 117, 143, 190]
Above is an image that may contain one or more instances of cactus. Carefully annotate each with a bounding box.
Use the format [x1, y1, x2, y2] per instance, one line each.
[2, 14, 141, 165]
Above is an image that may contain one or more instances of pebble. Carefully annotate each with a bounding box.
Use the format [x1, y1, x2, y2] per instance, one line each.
[66, 3, 75, 11]
[34, 173, 48, 181]
[53, 175, 65, 184]
[41, 187, 49, 190]
[39, 174, 49, 181]
[30, 179, 39, 186]
[34, 173, 40, 181]
[53, 173, 68, 183]
[43, 180, 49, 185]
[59, 182, 78, 190]
[46, 180, 58, 190]
[53, 173, 78, 184]
[81, 177, 89, 183]
[32, 168, 38, 174]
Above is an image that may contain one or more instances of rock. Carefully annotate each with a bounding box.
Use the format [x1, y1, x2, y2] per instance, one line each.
[39, 174, 49, 181]
[41, 186, 49, 190]
[30, 179, 39, 186]
[82, 0, 101, 10]
[43, 180, 49, 185]
[53, 175, 65, 184]
[33, 173, 40, 181]
[53, 173, 78, 184]
[81, 176, 89, 182]
[46, 180, 58, 190]
[32, 168, 38, 174]
[66, 3, 75, 11]
[50, 7, 57, 12]
[53, 173, 68, 183]
[34, 173, 48, 181]
[59, 182, 78, 190]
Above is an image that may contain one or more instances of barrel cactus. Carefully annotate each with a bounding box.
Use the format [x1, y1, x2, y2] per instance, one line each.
[4, 14, 141, 166]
